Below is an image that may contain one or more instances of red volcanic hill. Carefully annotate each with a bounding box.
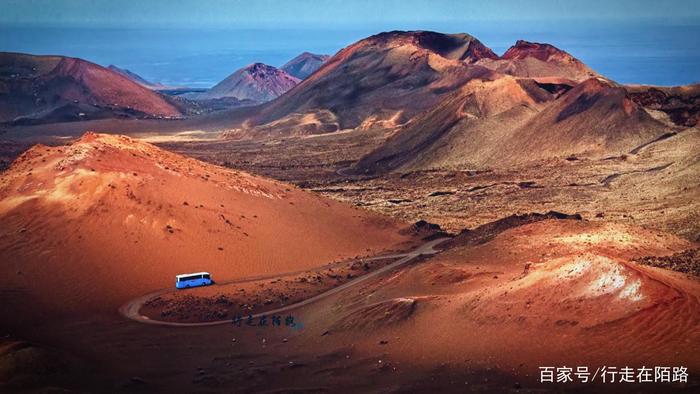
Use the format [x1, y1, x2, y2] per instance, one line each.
[502, 40, 589, 63]
[311, 218, 700, 374]
[196, 63, 300, 103]
[353, 77, 667, 173]
[0, 133, 412, 318]
[477, 40, 599, 82]
[249, 31, 500, 131]
[281, 52, 330, 79]
[0, 52, 182, 124]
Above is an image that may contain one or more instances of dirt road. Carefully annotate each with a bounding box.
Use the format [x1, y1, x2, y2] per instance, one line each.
[119, 237, 449, 327]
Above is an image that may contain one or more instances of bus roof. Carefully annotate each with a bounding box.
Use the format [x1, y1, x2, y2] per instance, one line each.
[175, 272, 210, 278]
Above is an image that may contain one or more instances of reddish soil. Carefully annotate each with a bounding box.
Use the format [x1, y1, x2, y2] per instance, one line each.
[140, 256, 401, 323]
[0, 133, 415, 321]
[0, 29, 698, 394]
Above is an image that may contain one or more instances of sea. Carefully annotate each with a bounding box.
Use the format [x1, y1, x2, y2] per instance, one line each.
[1, 20, 698, 88]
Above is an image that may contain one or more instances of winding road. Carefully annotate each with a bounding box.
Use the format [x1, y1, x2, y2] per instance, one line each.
[119, 237, 449, 327]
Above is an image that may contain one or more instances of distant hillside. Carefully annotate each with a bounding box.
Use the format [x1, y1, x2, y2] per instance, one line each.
[281, 52, 330, 79]
[107, 65, 167, 90]
[0, 52, 182, 124]
[247, 31, 499, 134]
[476, 40, 600, 81]
[194, 63, 299, 103]
[353, 78, 668, 174]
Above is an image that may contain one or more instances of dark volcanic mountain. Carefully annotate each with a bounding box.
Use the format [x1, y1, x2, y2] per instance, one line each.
[107, 65, 166, 90]
[627, 83, 700, 127]
[281, 52, 330, 79]
[196, 63, 300, 102]
[0, 52, 182, 124]
[248, 31, 499, 132]
[353, 78, 668, 174]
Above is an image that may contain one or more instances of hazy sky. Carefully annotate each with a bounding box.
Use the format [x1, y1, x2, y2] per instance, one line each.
[3, 0, 700, 28]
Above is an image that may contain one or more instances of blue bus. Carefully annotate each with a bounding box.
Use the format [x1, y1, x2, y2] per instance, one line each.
[175, 272, 213, 289]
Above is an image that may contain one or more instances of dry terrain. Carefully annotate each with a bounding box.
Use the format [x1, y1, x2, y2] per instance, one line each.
[0, 133, 415, 321]
[1, 29, 699, 393]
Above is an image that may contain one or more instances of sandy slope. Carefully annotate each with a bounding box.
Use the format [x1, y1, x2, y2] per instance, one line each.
[3, 214, 699, 392]
[289, 218, 700, 386]
[354, 77, 669, 173]
[352, 75, 553, 173]
[0, 132, 412, 319]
